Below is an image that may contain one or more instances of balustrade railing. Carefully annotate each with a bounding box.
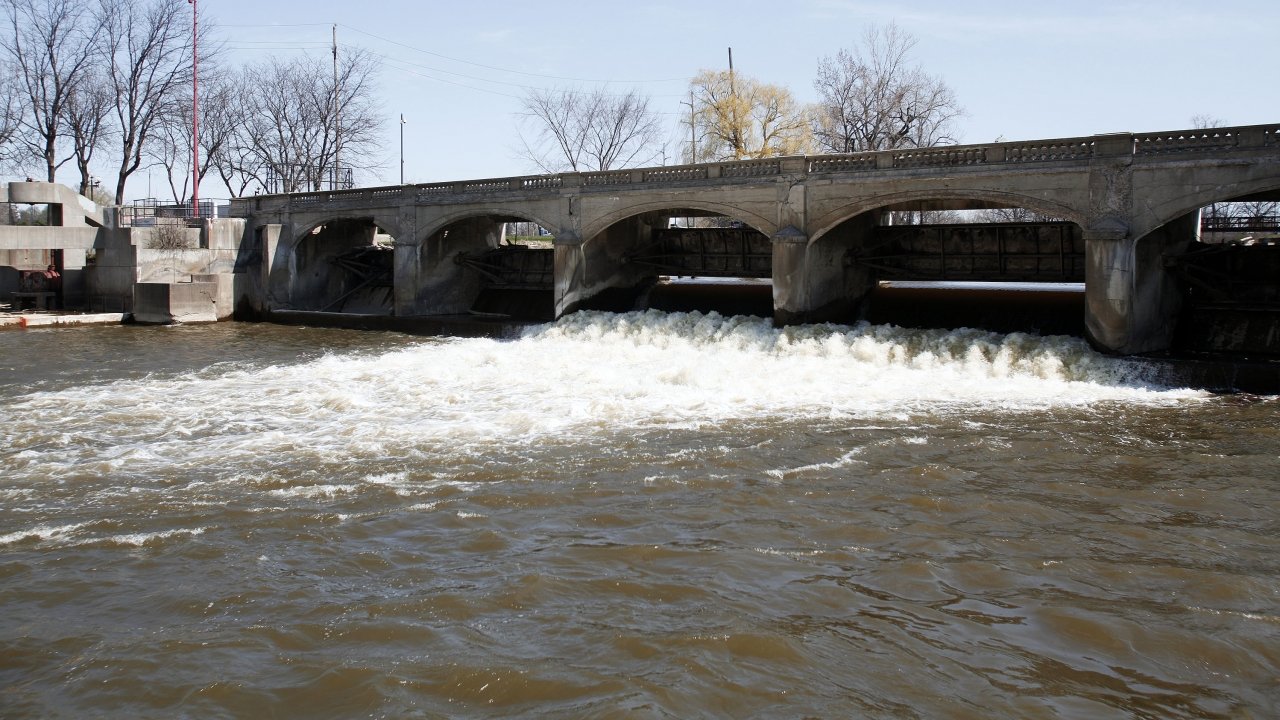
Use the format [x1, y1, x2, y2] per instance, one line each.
[1136, 128, 1240, 155]
[807, 154, 877, 173]
[892, 146, 986, 168]
[643, 167, 707, 182]
[1003, 138, 1095, 163]
[231, 122, 1279, 215]
[582, 171, 632, 186]
[721, 159, 781, 177]
[522, 177, 562, 190]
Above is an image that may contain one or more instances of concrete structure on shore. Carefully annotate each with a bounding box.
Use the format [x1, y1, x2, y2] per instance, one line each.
[0, 180, 249, 323]
[235, 123, 1280, 356]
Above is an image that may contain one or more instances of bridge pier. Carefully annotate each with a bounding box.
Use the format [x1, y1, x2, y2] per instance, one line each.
[773, 214, 878, 326]
[552, 233, 585, 317]
[1085, 210, 1200, 354]
[554, 214, 662, 316]
[255, 224, 282, 313]
[396, 217, 499, 315]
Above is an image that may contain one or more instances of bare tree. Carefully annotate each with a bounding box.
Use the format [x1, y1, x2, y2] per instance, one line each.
[1189, 114, 1224, 130]
[193, 69, 244, 195]
[149, 66, 243, 202]
[1, 0, 101, 181]
[517, 87, 665, 172]
[813, 23, 962, 153]
[150, 104, 190, 203]
[0, 60, 24, 169]
[976, 207, 1059, 223]
[687, 69, 810, 162]
[64, 70, 114, 196]
[100, 0, 208, 205]
[238, 49, 382, 193]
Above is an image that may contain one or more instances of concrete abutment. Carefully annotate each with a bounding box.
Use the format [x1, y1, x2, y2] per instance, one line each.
[1084, 210, 1200, 355]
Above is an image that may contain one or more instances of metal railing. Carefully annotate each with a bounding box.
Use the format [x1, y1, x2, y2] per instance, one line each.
[1201, 214, 1280, 232]
[118, 198, 230, 226]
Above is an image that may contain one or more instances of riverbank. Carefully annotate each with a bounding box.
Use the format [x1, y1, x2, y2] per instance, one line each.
[0, 311, 126, 330]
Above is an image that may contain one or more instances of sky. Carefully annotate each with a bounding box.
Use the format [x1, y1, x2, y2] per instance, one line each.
[123, 0, 1280, 201]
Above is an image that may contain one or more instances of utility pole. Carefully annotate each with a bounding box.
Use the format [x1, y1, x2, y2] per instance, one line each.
[679, 90, 696, 164]
[188, 0, 199, 216]
[728, 47, 735, 95]
[400, 114, 406, 184]
[332, 24, 340, 191]
[727, 47, 741, 160]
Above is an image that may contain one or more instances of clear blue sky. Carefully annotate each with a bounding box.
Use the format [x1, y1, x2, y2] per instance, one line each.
[140, 0, 1280, 200]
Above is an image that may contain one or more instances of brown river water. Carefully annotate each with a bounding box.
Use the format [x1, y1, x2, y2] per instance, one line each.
[1, 312, 1277, 718]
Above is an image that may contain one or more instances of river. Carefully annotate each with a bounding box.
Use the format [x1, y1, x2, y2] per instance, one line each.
[1, 312, 1277, 718]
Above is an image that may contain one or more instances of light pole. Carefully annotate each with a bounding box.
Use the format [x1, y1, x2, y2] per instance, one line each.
[400, 114, 406, 184]
[188, 0, 199, 217]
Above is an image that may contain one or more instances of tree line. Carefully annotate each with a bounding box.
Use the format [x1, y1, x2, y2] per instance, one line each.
[5, 3, 1266, 231]
[0, 0, 381, 204]
[518, 24, 962, 172]
[0, 10, 964, 202]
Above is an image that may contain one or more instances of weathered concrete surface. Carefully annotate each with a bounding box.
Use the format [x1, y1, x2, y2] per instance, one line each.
[234, 123, 1280, 355]
[0, 181, 104, 307]
[2, 180, 105, 228]
[0, 226, 99, 251]
[84, 229, 138, 312]
[133, 281, 220, 324]
[0, 313, 125, 329]
[1085, 211, 1200, 354]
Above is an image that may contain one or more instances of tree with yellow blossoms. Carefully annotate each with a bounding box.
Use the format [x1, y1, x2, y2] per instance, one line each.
[687, 69, 810, 162]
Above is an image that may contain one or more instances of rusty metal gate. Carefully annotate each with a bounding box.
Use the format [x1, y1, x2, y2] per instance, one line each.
[851, 222, 1085, 282]
[456, 246, 554, 290]
[627, 228, 772, 278]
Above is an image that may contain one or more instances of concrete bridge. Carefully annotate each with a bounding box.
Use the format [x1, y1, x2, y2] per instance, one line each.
[231, 123, 1280, 355]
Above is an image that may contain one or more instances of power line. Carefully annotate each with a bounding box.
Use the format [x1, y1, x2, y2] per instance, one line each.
[220, 20, 692, 86]
[366, 49, 686, 99]
[371, 55, 523, 99]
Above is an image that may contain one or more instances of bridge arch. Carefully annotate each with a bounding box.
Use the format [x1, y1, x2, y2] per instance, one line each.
[282, 215, 400, 313]
[1136, 173, 1280, 241]
[583, 200, 776, 240]
[291, 212, 404, 246]
[808, 189, 1088, 244]
[399, 207, 559, 318]
[774, 187, 1094, 328]
[415, 206, 562, 249]
[552, 200, 778, 317]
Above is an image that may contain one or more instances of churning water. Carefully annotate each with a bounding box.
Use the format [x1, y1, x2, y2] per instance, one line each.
[1, 312, 1277, 718]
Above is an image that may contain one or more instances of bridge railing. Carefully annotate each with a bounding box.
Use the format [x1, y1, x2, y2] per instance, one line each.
[1201, 214, 1280, 232]
[232, 122, 1280, 216]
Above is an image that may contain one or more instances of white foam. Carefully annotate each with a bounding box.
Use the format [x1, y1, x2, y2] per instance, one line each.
[0, 522, 90, 546]
[766, 448, 866, 480]
[1, 311, 1205, 480]
[93, 527, 209, 547]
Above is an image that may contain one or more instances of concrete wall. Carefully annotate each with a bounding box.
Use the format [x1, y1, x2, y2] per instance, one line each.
[137, 247, 240, 284]
[133, 281, 219, 324]
[4, 180, 105, 227]
[85, 229, 137, 312]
